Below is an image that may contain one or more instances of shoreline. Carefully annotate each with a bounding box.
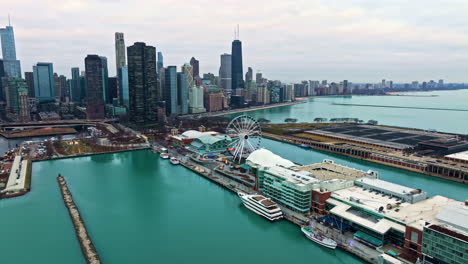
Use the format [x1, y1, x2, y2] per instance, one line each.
[179, 100, 305, 118]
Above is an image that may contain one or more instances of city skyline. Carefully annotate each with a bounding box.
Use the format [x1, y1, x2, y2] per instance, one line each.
[1, 0, 467, 83]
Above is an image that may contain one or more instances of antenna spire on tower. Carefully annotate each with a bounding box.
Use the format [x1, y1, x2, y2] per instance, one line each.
[8, 14, 11, 26]
[237, 24, 239, 39]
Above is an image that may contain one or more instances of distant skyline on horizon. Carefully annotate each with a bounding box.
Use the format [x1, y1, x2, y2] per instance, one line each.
[1, 0, 468, 83]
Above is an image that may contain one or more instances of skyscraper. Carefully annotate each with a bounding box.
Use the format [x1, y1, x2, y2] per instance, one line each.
[53, 73, 67, 102]
[127, 42, 158, 122]
[245, 67, 253, 82]
[190, 57, 199, 78]
[115, 32, 126, 73]
[231, 39, 244, 90]
[177, 72, 188, 115]
[33, 62, 54, 103]
[118, 66, 129, 107]
[100, 56, 110, 103]
[256, 72, 263, 85]
[70, 67, 82, 103]
[84, 55, 105, 119]
[188, 86, 205, 113]
[0, 23, 21, 78]
[219, 53, 231, 93]
[24, 71, 34, 98]
[157, 52, 164, 73]
[181, 63, 194, 88]
[164, 66, 177, 116]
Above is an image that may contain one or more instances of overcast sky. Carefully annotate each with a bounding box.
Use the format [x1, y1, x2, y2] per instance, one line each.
[1, 0, 468, 83]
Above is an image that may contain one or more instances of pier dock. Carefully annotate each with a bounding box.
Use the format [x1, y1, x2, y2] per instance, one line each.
[57, 175, 101, 264]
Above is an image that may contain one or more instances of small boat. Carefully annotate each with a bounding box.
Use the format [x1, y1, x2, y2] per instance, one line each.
[170, 157, 180, 165]
[238, 192, 283, 221]
[160, 153, 169, 159]
[298, 144, 310, 148]
[301, 226, 337, 249]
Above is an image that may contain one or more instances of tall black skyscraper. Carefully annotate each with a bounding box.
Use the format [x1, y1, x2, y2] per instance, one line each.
[84, 55, 105, 120]
[127, 42, 158, 123]
[231, 39, 244, 91]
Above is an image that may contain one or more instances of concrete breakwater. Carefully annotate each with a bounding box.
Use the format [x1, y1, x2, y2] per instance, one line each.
[57, 175, 101, 264]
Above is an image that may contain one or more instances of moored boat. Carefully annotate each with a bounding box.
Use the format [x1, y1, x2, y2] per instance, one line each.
[301, 226, 337, 249]
[160, 153, 169, 159]
[238, 192, 283, 221]
[170, 157, 180, 165]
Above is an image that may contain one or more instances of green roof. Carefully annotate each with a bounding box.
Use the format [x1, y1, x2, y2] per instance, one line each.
[240, 164, 251, 170]
[354, 231, 383, 246]
[196, 135, 231, 145]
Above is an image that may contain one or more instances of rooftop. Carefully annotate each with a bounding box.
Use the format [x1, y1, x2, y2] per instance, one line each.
[262, 165, 318, 188]
[436, 202, 468, 234]
[355, 177, 420, 197]
[297, 162, 367, 181]
[445, 150, 468, 162]
[247, 148, 295, 168]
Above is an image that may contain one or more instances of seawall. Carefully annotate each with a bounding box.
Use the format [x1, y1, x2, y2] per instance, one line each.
[57, 175, 101, 264]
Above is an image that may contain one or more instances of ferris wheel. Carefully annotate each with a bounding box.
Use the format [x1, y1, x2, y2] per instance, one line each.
[226, 115, 262, 163]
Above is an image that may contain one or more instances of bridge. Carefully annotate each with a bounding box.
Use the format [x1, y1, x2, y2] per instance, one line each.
[0, 119, 118, 131]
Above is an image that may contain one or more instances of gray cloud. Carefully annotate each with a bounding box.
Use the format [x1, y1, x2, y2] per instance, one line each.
[1, 0, 467, 82]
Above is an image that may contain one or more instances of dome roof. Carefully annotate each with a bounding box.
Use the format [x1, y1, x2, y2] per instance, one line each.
[246, 148, 295, 168]
[181, 130, 204, 139]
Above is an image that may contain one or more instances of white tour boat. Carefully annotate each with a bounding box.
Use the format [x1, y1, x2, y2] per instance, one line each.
[238, 192, 283, 221]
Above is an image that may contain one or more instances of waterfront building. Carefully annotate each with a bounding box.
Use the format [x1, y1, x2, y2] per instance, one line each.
[256, 72, 263, 85]
[24, 71, 34, 98]
[177, 72, 188, 115]
[164, 66, 178, 116]
[157, 52, 164, 73]
[181, 63, 194, 88]
[0, 24, 21, 78]
[190, 57, 199, 78]
[117, 66, 129, 107]
[188, 85, 205, 113]
[70, 67, 82, 103]
[33, 62, 55, 103]
[422, 203, 468, 264]
[84, 55, 105, 119]
[115, 32, 126, 73]
[203, 85, 224, 112]
[245, 80, 257, 103]
[187, 134, 232, 154]
[219, 53, 232, 93]
[127, 42, 158, 122]
[231, 39, 244, 90]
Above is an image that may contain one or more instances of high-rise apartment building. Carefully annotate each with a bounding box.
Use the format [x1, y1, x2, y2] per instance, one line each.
[219, 53, 231, 93]
[157, 52, 164, 73]
[127, 42, 158, 122]
[84, 55, 105, 119]
[0, 59, 5, 100]
[54, 73, 67, 102]
[245, 67, 253, 82]
[24, 71, 34, 98]
[177, 72, 188, 115]
[188, 86, 205, 113]
[115, 32, 126, 72]
[100, 56, 110, 103]
[70, 67, 82, 103]
[190, 57, 199, 78]
[164, 66, 177, 116]
[33, 62, 54, 103]
[231, 39, 244, 90]
[118, 66, 129, 107]
[181, 63, 194, 88]
[0, 24, 21, 78]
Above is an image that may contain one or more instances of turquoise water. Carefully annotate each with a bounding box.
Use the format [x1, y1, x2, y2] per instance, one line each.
[1, 142, 466, 264]
[226, 90, 468, 134]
